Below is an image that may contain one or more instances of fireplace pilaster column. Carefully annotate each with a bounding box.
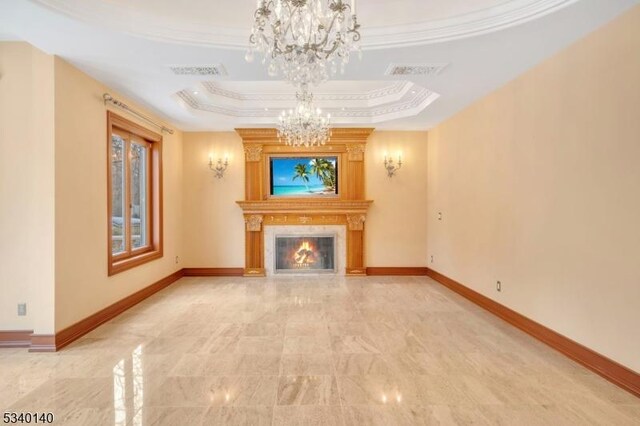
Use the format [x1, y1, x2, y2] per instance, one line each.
[346, 214, 367, 276]
[244, 214, 265, 277]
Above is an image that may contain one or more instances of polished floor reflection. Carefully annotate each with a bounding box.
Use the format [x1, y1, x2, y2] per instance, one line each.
[1, 276, 639, 425]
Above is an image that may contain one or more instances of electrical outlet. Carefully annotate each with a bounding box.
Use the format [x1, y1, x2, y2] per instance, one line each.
[496, 281, 502, 292]
[175, 256, 180, 264]
[17, 303, 27, 316]
[437, 212, 443, 221]
[430, 255, 434, 263]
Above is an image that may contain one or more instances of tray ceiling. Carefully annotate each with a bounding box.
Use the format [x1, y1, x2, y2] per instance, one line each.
[175, 81, 440, 124]
[1, 0, 637, 130]
[32, 0, 579, 48]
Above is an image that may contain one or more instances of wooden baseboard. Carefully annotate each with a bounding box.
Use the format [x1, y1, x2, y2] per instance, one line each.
[185, 267, 433, 277]
[426, 268, 640, 399]
[28, 335, 56, 352]
[46, 269, 184, 352]
[183, 268, 244, 277]
[366, 267, 429, 276]
[0, 330, 33, 348]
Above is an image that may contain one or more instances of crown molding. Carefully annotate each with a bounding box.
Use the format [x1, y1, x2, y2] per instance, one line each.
[237, 199, 373, 214]
[235, 127, 374, 141]
[363, 0, 578, 49]
[202, 81, 409, 102]
[176, 85, 438, 122]
[31, 0, 577, 49]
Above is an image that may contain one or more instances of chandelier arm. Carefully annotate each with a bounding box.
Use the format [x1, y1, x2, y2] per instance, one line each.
[282, 3, 295, 41]
[247, 0, 362, 88]
[308, 19, 315, 49]
[314, 13, 339, 54]
[347, 19, 361, 42]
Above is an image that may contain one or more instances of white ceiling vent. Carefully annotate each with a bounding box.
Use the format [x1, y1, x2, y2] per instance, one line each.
[169, 65, 227, 76]
[385, 63, 449, 76]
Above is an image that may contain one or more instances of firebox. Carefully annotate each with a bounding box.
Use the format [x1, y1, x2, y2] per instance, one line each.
[274, 235, 336, 273]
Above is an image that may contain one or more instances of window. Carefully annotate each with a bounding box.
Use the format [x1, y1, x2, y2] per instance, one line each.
[107, 112, 163, 275]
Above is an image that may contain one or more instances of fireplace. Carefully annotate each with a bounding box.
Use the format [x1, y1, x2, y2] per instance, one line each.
[264, 225, 346, 276]
[275, 235, 336, 274]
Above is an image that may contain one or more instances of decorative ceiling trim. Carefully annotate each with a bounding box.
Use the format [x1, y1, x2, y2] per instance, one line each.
[176, 86, 439, 121]
[364, 0, 579, 49]
[169, 65, 227, 76]
[201, 81, 410, 102]
[385, 63, 449, 76]
[31, 0, 578, 49]
[235, 128, 375, 140]
[334, 88, 439, 118]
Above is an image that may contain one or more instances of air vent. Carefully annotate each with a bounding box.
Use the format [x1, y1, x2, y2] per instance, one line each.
[385, 63, 448, 76]
[169, 65, 227, 76]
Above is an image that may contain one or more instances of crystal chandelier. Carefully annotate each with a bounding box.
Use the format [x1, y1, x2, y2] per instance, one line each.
[278, 90, 331, 147]
[247, 0, 361, 87]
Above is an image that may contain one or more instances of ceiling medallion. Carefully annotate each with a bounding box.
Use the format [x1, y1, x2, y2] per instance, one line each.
[278, 89, 331, 147]
[246, 0, 361, 88]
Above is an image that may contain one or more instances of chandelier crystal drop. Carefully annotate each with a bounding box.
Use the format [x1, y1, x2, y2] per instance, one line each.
[278, 90, 331, 147]
[247, 0, 361, 88]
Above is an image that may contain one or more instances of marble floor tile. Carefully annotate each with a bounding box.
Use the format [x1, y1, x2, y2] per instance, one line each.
[280, 354, 334, 376]
[1, 275, 637, 425]
[146, 376, 213, 407]
[327, 321, 371, 336]
[198, 336, 241, 354]
[369, 330, 431, 353]
[336, 374, 425, 406]
[333, 354, 393, 376]
[51, 408, 117, 426]
[207, 375, 279, 407]
[141, 336, 208, 356]
[236, 336, 284, 354]
[9, 378, 115, 411]
[0, 374, 51, 409]
[276, 375, 340, 406]
[201, 406, 273, 426]
[173, 354, 282, 376]
[330, 335, 381, 354]
[283, 336, 332, 354]
[242, 322, 286, 337]
[284, 321, 330, 337]
[131, 406, 206, 426]
[341, 404, 488, 426]
[272, 405, 344, 426]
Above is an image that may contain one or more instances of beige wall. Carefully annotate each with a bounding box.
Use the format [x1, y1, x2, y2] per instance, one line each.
[0, 42, 55, 333]
[0, 47, 184, 334]
[182, 132, 245, 267]
[427, 6, 640, 372]
[365, 131, 429, 266]
[181, 130, 429, 268]
[53, 58, 184, 332]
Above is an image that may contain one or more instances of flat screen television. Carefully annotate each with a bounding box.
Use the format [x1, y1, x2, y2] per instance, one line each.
[269, 156, 338, 197]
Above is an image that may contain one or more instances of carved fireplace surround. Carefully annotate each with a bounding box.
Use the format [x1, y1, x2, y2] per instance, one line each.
[236, 128, 373, 276]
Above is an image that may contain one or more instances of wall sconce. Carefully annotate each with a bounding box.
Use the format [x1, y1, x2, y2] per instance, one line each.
[384, 152, 402, 178]
[209, 155, 229, 179]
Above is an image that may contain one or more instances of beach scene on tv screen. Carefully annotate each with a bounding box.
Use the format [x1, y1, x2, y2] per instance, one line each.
[271, 157, 338, 196]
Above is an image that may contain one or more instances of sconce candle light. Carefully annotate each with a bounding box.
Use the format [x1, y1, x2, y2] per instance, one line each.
[209, 154, 229, 179]
[384, 152, 402, 178]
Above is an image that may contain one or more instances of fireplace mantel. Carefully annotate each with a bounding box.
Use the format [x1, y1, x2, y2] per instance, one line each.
[236, 128, 374, 277]
[237, 199, 372, 214]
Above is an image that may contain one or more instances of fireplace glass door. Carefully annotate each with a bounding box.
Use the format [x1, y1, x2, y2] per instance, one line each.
[275, 235, 335, 273]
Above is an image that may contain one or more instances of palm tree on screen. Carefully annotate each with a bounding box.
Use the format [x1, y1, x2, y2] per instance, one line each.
[292, 163, 311, 192]
[310, 158, 336, 190]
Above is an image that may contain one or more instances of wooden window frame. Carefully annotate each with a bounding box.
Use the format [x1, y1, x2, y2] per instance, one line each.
[107, 111, 163, 276]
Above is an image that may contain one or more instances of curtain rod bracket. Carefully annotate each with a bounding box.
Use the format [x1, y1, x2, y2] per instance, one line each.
[103, 92, 174, 135]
